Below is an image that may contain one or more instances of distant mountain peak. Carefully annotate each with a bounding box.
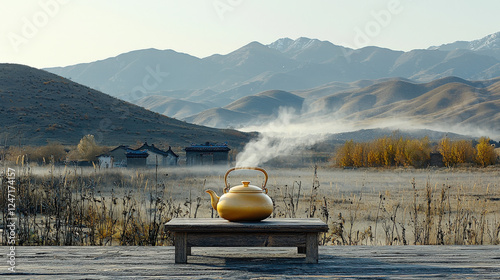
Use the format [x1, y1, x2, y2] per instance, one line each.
[469, 31, 500, 51]
[268, 37, 325, 53]
[267, 37, 294, 52]
[225, 41, 276, 57]
[429, 31, 500, 51]
[240, 41, 268, 50]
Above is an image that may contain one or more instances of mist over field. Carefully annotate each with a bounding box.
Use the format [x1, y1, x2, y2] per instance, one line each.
[235, 99, 499, 168]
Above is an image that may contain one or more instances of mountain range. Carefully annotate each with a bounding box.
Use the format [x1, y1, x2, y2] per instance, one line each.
[6, 32, 499, 148]
[41, 32, 500, 136]
[0, 64, 252, 148]
[45, 32, 500, 104]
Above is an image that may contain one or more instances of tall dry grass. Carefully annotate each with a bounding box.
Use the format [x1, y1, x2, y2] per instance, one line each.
[0, 164, 199, 246]
[1, 164, 499, 246]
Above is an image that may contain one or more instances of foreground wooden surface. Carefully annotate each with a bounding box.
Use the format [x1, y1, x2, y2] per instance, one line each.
[1, 246, 499, 279]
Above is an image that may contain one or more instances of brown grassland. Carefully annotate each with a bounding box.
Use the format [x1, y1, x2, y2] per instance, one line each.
[1, 162, 499, 247]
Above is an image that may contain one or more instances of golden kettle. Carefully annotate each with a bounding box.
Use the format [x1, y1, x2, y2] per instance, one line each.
[206, 167, 273, 222]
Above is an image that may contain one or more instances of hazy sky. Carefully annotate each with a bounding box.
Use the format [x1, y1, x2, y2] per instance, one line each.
[2, 0, 500, 68]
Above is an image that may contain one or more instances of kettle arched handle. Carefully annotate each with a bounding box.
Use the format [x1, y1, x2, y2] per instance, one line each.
[224, 167, 269, 194]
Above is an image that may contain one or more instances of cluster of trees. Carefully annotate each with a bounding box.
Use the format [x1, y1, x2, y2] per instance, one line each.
[439, 137, 497, 167]
[334, 135, 498, 168]
[2, 135, 107, 165]
[335, 135, 432, 168]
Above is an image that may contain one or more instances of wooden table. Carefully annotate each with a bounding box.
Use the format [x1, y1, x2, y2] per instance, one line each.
[165, 218, 328, 264]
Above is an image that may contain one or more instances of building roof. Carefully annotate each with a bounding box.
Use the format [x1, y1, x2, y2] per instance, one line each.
[96, 145, 130, 158]
[185, 142, 231, 152]
[110, 145, 130, 152]
[135, 142, 179, 157]
[125, 149, 149, 158]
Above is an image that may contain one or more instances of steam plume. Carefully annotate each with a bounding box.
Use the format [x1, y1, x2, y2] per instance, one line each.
[235, 108, 334, 167]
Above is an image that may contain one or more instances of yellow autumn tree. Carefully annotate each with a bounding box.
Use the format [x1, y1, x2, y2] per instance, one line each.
[382, 137, 396, 167]
[72, 134, 107, 161]
[335, 140, 354, 167]
[351, 143, 365, 167]
[394, 137, 407, 166]
[405, 137, 431, 168]
[438, 137, 454, 167]
[476, 137, 496, 167]
[371, 138, 386, 166]
[367, 149, 381, 167]
[453, 140, 475, 164]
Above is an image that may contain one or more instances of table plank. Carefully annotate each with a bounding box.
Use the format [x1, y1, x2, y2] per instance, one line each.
[186, 232, 307, 247]
[165, 218, 328, 232]
[3, 246, 500, 279]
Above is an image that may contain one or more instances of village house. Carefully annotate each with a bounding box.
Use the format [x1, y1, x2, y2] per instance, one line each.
[109, 145, 129, 167]
[125, 149, 149, 168]
[185, 142, 230, 166]
[135, 142, 179, 167]
[97, 143, 178, 168]
[96, 145, 129, 168]
[97, 154, 112, 168]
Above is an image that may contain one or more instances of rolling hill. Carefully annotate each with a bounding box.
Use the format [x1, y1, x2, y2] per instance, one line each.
[134, 75, 500, 139]
[0, 64, 252, 148]
[135, 96, 210, 119]
[305, 76, 500, 137]
[185, 90, 304, 128]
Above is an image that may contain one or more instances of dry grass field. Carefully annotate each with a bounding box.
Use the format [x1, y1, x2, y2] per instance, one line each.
[1, 164, 499, 246]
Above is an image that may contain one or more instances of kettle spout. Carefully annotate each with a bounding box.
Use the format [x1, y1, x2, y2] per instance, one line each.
[205, 189, 220, 210]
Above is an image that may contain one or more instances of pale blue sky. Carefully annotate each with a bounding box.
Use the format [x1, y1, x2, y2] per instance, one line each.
[2, 0, 500, 68]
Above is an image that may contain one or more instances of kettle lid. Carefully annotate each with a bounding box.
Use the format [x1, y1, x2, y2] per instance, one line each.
[229, 181, 265, 193]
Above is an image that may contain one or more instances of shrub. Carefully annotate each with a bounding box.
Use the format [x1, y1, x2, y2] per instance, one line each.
[30, 142, 67, 163]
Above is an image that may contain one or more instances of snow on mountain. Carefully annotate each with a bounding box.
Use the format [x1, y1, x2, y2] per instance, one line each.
[268, 37, 328, 53]
[267, 37, 294, 52]
[429, 32, 500, 51]
[470, 32, 500, 51]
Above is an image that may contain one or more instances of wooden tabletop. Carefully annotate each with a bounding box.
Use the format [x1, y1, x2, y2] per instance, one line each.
[165, 218, 329, 232]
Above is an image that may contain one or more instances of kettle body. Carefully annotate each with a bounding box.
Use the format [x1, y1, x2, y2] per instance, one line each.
[206, 167, 273, 222]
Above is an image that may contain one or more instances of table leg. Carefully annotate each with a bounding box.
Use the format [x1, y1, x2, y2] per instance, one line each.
[305, 233, 318, 263]
[174, 232, 188, 264]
